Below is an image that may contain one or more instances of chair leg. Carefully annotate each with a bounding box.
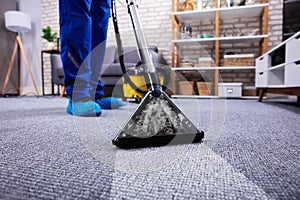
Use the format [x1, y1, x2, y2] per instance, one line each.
[60, 85, 66, 97]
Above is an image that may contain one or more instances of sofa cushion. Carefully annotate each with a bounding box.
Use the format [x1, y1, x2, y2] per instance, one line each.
[115, 47, 140, 64]
[57, 67, 64, 77]
[100, 45, 167, 87]
[50, 54, 64, 85]
[101, 63, 136, 76]
[54, 67, 65, 85]
[115, 46, 159, 64]
[101, 76, 124, 86]
[103, 46, 117, 64]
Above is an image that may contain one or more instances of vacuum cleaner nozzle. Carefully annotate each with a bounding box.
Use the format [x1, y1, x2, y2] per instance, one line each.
[112, 91, 204, 149]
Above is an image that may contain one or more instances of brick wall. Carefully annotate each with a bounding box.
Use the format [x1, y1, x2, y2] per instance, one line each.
[106, 0, 173, 60]
[41, 0, 283, 93]
[41, 0, 59, 94]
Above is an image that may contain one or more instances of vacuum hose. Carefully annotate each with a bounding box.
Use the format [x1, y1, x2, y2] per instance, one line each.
[111, 0, 165, 98]
[126, 0, 162, 97]
[111, 0, 147, 96]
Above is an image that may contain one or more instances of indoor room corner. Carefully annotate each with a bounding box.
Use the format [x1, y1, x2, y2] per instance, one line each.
[0, 0, 299, 199]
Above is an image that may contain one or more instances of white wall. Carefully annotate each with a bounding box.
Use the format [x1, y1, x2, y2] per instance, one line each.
[18, 0, 42, 95]
[0, 0, 19, 95]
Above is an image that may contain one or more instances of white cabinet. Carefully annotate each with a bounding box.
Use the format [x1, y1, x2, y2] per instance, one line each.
[286, 36, 300, 62]
[255, 31, 300, 87]
[285, 35, 300, 86]
[255, 31, 300, 101]
[255, 55, 269, 87]
[255, 71, 268, 88]
[285, 62, 300, 86]
[255, 55, 269, 73]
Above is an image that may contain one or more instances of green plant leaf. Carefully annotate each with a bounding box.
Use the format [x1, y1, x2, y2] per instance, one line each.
[42, 26, 57, 42]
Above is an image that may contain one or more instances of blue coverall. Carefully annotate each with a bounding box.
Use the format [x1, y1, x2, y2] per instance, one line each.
[59, 0, 111, 101]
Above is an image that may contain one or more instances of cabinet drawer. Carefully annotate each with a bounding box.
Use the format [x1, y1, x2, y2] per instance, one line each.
[285, 61, 300, 86]
[286, 36, 300, 62]
[255, 71, 268, 87]
[255, 55, 269, 73]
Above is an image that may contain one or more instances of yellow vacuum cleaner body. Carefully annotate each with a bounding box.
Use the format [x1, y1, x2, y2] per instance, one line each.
[123, 75, 164, 100]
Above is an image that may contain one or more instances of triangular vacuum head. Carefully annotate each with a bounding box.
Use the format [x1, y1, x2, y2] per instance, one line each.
[112, 91, 204, 149]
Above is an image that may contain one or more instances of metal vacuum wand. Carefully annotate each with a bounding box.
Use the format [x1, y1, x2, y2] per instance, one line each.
[126, 0, 162, 97]
[112, 0, 204, 149]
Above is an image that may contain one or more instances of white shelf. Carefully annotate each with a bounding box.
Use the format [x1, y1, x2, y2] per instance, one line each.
[218, 35, 268, 43]
[172, 4, 268, 23]
[171, 95, 219, 99]
[173, 9, 216, 22]
[172, 66, 256, 71]
[269, 63, 285, 71]
[266, 85, 288, 88]
[171, 95, 259, 99]
[217, 66, 256, 70]
[172, 38, 215, 46]
[172, 2, 269, 97]
[218, 3, 268, 19]
[172, 35, 268, 47]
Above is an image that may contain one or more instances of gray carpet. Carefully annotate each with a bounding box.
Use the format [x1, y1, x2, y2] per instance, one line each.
[0, 96, 299, 199]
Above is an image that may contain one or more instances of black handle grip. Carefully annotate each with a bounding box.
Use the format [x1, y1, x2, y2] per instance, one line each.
[259, 72, 264, 75]
[295, 60, 300, 65]
[259, 57, 264, 61]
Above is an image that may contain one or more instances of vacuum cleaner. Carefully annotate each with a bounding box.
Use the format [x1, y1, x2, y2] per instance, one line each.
[111, 0, 204, 149]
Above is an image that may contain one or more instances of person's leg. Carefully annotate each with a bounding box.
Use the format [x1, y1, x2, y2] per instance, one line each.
[90, 0, 125, 109]
[59, 0, 93, 101]
[59, 0, 101, 116]
[90, 0, 111, 100]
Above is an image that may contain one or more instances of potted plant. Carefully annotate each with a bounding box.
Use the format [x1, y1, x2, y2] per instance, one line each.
[42, 26, 58, 49]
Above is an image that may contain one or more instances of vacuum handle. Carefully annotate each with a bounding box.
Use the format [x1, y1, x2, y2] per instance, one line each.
[127, 0, 155, 73]
[127, 0, 162, 97]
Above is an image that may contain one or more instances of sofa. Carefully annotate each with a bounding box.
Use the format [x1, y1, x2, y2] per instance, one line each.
[100, 45, 169, 97]
[50, 54, 65, 97]
[49, 46, 169, 97]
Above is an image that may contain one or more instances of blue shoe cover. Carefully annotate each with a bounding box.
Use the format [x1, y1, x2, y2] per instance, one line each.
[95, 97, 126, 109]
[66, 100, 101, 117]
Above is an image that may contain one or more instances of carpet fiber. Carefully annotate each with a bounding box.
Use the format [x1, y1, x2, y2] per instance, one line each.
[0, 96, 299, 199]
